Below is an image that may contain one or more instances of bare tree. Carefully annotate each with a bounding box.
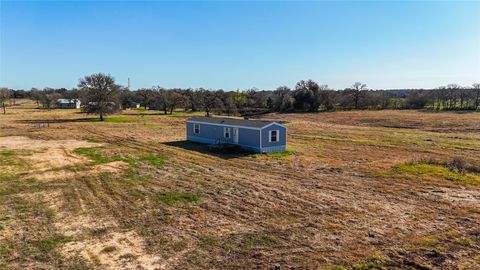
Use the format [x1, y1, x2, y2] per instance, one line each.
[473, 83, 480, 110]
[184, 89, 200, 111]
[137, 88, 155, 109]
[38, 88, 61, 109]
[222, 94, 238, 115]
[0, 88, 12, 114]
[317, 85, 336, 111]
[198, 89, 223, 117]
[168, 91, 186, 114]
[346, 82, 368, 109]
[30, 88, 42, 108]
[152, 87, 169, 114]
[446, 84, 460, 110]
[78, 73, 121, 121]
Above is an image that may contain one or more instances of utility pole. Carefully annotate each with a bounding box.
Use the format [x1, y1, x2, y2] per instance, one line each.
[128, 78, 131, 89]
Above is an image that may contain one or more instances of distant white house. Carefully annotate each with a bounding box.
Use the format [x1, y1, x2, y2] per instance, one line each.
[56, 99, 81, 109]
[127, 102, 141, 109]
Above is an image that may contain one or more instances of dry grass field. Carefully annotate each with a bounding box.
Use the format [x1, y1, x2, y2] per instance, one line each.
[1, 100, 479, 269]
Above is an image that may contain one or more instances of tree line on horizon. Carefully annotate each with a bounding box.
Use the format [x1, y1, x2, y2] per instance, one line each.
[1, 73, 479, 118]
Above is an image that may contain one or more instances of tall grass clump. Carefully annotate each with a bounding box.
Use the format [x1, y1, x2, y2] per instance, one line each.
[395, 157, 480, 186]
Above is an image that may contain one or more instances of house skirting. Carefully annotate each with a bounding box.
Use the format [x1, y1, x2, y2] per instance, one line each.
[187, 135, 262, 153]
[260, 145, 286, 153]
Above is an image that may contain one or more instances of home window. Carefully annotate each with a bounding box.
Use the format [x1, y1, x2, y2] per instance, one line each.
[193, 124, 200, 134]
[224, 127, 231, 139]
[270, 130, 279, 142]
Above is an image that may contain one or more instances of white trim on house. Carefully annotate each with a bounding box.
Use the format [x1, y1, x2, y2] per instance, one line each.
[233, 127, 239, 144]
[193, 123, 200, 134]
[263, 122, 287, 129]
[187, 120, 261, 130]
[224, 127, 231, 139]
[259, 129, 262, 148]
[268, 130, 279, 142]
[285, 126, 287, 149]
[186, 120, 285, 131]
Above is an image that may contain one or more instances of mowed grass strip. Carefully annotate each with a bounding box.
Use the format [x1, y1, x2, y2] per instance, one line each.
[94, 116, 130, 123]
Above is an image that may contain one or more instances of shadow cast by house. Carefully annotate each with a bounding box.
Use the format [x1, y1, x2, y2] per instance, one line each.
[162, 140, 257, 160]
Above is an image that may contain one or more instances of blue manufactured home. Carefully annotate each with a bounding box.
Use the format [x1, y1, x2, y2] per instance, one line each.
[186, 116, 287, 153]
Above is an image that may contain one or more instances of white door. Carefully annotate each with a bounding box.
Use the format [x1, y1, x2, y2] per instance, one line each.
[233, 128, 239, 144]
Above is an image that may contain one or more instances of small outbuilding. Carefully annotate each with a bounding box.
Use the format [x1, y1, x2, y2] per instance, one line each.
[56, 99, 81, 109]
[186, 116, 287, 153]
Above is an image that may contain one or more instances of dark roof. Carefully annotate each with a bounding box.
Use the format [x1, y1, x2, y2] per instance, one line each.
[187, 116, 277, 128]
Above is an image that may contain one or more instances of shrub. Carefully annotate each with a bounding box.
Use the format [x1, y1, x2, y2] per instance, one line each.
[448, 157, 467, 174]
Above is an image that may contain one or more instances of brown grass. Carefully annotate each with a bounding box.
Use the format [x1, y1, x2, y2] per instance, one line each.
[0, 100, 479, 269]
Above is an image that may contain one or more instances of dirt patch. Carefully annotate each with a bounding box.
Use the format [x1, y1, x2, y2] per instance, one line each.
[62, 231, 161, 269]
[0, 136, 100, 152]
[20, 189, 151, 269]
[0, 136, 101, 174]
[422, 187, 480, 207]
[94, 161, 130, 173]
[0, 136, 132, 182]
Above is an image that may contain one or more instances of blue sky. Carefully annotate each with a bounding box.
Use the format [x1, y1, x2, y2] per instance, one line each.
[1, 1, 479, 90]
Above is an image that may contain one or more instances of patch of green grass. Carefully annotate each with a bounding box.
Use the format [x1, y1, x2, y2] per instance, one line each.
[95, 117, 130, 123]
[198, 234, 219, 251]
[155, 191, 199, 206]
[140, 154, 165, 168]
[33, 234, 70, 253]
[142, 124, 160, 129]
[414, 235, 439, 247]
[325, 254, 388, 270]
[73, 147, 137, 167]
[170, 111, 205, 116]
[73, 147, 111, 164]
[268, 149, 298, 159]
[352, 260, 386, 270]
[0, 172, 18, 181]
[118, 156, 137, 167]
[0, 151, 15, 158]
[0, 245, 12, 257]
[438, 141, 480, 151]
[0, 150, 23, 167]
[394, 163, 480, 186]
